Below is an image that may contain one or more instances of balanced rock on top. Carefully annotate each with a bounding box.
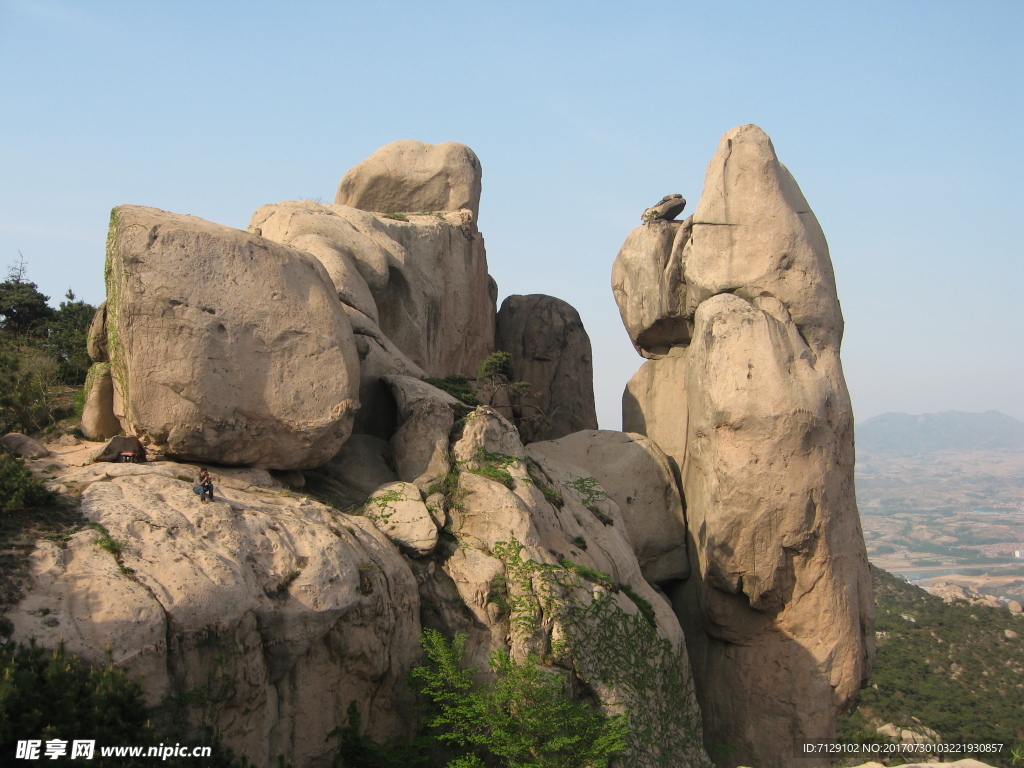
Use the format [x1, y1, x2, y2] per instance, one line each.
[335, 140, 483, 219]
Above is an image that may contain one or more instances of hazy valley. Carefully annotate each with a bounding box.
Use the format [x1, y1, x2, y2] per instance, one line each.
[856, 411, 1024, 603]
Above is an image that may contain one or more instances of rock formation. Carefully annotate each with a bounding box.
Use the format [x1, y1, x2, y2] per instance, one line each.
[614, 124, 873, 768]
[1, 432, 48, 458]
[5, 129, 876, 768]
[104, 206, 360, 469]
[612, 218, 692, 358]
[527, 429, 689, 583]
[335, 140, 483, 220]
[80, 362, 121, 440]
[11, 405, 711, 768]
[641, 193, 687, 223]
[7, 139, 721, 768]
[10, 444, 422, 767]
[249, 202, 494, 380]
[495, 294, 598, 442]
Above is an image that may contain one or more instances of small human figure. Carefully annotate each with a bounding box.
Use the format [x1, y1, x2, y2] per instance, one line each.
[197, 468, 215, 504]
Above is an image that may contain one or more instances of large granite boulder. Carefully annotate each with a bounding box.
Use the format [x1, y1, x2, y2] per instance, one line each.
[682, 124, 843, 355]
[371, 208, 495, 377]
[622, 347, 689, 484]
[437, 408, 710, 768]
[80, 362, 121, 440]
[0, 432, 48, 458]
[527, 429, 689, 583]
[251, 201, 495, 380]
[675, 292, 872, 767]
[495, 294, 597, 442]
[7, 453, 421, 768]
[615, 125, 873, 768]
[104, 206, 360, 469]
[612, 218, 692, 358]
[335, 140, 483, 219]
[86, 301, 108, 362]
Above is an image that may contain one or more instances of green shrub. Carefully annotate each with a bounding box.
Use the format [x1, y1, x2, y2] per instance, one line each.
[0, 642, 247, 767]
[411, 630, 628, 768]
[0, 452, 54, 515]
[476, 352, 512, 381]
[422, 375, 479, 408]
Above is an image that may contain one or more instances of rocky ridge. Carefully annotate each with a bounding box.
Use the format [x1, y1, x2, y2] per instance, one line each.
[7, 130, 872, 768]
[614, 124, 873, 768]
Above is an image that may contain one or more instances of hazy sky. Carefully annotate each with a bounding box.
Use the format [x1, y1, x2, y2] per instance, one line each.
[2, 0, 1021, 426]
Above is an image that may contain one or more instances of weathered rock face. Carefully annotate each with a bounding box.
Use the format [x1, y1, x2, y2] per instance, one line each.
[104, 206, 360, 469]
[14, 410, 712, 768]
[0, 432, 48, 458]
[612, 218, 692, 358]
[682, 124, 843, 355]
[382, 375, 458, 493]
[675, 292, 872, 767]
[335, 140, 483, 220]
[250, 202, 495, 379]
[438, 408, 710, 768]
[342, 304, 426, 440]
[364, 480, 439, 556]
[371, 209, 494, 377]
[495, 294, 598, 442]
[86, 301, 108, 362]
[622, 347, 690, 484]
[9, 443, 422, 768]
[527, 430, 689, 584]
[615, 125, 873, 768]
[80, 363, 121, 440]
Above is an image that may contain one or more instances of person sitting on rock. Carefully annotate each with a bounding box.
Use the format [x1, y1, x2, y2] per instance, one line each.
[197, 468, 215, 504]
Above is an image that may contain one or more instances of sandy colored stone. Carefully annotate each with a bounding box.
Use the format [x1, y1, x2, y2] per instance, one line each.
[383, 378, 456, 493]
[254, 199, 495, 380]
[621, 346, 689, 484]
[335, 140, 483, 219]
[105, 205, 360, 469]
[1, 432, 48, 458]
[673, 291, 872, 768]
[495, 294, 597, 442]
[248, 200, 397, 305]
[364, 480, 438, 555]
[682, 124, 843, 355]
[442, 408, 709, 767]
[371, 209, 495, 377]
[616, 126, 873, 768]
[8, 453, 421, 768]
[86, 301, 108, 362]
[1009, 600, 1023, 613]
[612, 218, 691, 358]
[528, 429, 689, 583]
[343, 305, 426, 440]
[80, 362, 121, 440]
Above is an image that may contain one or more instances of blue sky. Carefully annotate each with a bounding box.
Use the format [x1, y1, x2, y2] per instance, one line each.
[2, 0, 1021, 426]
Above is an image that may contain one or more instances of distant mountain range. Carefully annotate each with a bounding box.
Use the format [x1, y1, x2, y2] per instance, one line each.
[856, 411, 1024, 453]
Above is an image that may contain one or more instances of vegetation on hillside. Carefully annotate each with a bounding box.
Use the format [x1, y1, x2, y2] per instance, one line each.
[0, 258, 96, 436]
[0, 642, 248, 766]
[838, 566, 1024, 766]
